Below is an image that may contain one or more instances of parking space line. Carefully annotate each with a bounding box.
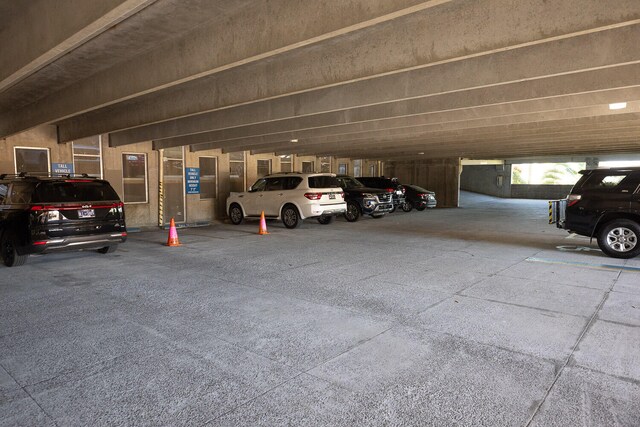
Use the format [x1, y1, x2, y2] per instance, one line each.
[525, 257, 640, 272]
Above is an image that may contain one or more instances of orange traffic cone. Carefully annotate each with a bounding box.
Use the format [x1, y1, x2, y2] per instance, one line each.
[166, 217, 181, 246]
[258, 211, 269, 235]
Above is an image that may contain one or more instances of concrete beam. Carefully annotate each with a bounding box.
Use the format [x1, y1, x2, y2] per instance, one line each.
[255, 112, 640, 155]
[56, 1, 640, 142]
[108, 25, 640, 146]
[280, 124, 640, 157]
[0, 0, 454, 138]
[345, 137, 640, 160]
[188, 86, 640, 152]
[292, 127, 640, 158]
[0, 0, 155, 92]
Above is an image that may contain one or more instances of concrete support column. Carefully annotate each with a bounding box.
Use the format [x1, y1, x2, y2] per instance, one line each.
[585, 157, 600, 170]
[386, 158, 461, 207]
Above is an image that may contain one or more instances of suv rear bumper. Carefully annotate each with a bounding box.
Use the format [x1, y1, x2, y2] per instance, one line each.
[27, 232, 127, 254]
[302, 202, 347, 218]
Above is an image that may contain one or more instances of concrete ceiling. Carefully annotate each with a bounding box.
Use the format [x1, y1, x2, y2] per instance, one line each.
[1, 0, 639, 160]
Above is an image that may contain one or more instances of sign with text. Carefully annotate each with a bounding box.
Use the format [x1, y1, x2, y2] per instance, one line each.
[52, 163, 74, 176]
[186, 167, 200, 194]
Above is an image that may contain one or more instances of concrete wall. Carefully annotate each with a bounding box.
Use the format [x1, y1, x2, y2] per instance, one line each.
[460, 164, 574, 199]
[510, 184, 573, 199]
[1, 125, 369, 228]
[387, 158, 461, 207]
[0, 125, 72, 173]
[460, 164, 512, 198]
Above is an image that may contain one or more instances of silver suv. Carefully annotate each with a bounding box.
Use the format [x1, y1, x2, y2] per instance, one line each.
[226, 173, 346, 228]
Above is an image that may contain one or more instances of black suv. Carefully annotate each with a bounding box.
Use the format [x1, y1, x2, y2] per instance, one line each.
[0, 174, 127, 267]
[335, 175, 393, 221]
[355, 177, 406, 213]
[401, 184, 437, 212]
[550, 167, 640, 259]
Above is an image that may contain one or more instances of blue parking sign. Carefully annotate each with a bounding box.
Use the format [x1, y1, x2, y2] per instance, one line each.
[186, 168, 200, 194]
[52, 163, 74, 176]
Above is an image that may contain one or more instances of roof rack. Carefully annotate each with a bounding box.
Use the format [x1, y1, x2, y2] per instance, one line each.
[0, 172, 98, 180]
[263, 171, 303, 176]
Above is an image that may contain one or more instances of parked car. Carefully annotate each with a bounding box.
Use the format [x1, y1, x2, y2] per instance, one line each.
[355, 177, 406, 213]
[0, 173, 127, 267]
[226, 172, 346, 229]
[335, 175, 393, 221]
[401, 184, 437, 212]
[549, 167, 640, 258]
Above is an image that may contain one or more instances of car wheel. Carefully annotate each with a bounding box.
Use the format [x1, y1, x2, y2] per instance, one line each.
[597, 219, 640, 259]
[344, 202, 361, 222]
[282, 205, 301, 229]
[1, 233, 28, 267]
[97, 245, 118, 254]
[416, 205, 426, 211]
[371, 213, 385, 219]
[229, 203, 243, 225]
[401, 201, 413, 212]
[317, 215, 334, 225]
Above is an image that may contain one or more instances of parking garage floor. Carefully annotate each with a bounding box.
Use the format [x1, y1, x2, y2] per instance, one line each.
[1, 191, 639, 426]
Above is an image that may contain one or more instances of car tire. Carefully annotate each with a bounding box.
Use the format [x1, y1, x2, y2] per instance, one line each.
[229, 203, 243, 225]
[282, 204, 301, 229]
[317, 215, 334, 225]
[1, 232, 28, 267]
[401, 201, 413, 212]
[597, 219, 640, 259]
[371, 213, 385, 219]
[344, 202, 361, 222]
[97, 245, 118, 254]
[416, 205, 426, 211]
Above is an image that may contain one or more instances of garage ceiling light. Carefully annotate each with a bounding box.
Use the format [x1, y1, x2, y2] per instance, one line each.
[418, 152, 425, 155]
[290, 139, 298, 143]
[609, 102, 627, 110]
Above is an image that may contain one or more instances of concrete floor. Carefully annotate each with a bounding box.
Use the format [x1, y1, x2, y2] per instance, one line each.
[1, 191, 639, 426]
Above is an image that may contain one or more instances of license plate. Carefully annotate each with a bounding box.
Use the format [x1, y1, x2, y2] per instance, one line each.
[329, 193, 336, 199]
[78, 209, 95, 218]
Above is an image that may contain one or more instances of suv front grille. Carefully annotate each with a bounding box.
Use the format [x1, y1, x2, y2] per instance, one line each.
[377, 193, 392, 203]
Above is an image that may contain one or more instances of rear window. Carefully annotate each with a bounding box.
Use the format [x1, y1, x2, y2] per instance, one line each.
[308, 176, 339, 189]
[33, 181, 120, 203]
[576, 173, 630, 191]
[409, 185, 429, 193]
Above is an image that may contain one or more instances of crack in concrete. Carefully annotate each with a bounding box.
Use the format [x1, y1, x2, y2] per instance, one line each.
[524, 270, 623, 426]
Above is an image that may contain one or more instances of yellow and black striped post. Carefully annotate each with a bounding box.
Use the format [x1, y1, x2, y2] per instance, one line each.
[548, 201, 553, 224]
[158, 180, 164, 227]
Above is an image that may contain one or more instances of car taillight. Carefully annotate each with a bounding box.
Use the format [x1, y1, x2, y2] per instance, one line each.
[567, 194, 581, 207]
[401, 186, 406, 194]
[417, 193, 426, 198]
[386, 188, 395, 193]
[304, 192, 323, 200]
[340, 192, 345, 199]
[30, 205, 57, 211]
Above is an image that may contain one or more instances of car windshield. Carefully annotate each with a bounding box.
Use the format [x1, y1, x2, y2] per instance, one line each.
[33, 181, 120, 203]
[337, 177, 364, 189]
[308, 176, 339, 188]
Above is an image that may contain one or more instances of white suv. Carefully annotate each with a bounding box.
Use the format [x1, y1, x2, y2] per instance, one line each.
[226, 173, 347, 228]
